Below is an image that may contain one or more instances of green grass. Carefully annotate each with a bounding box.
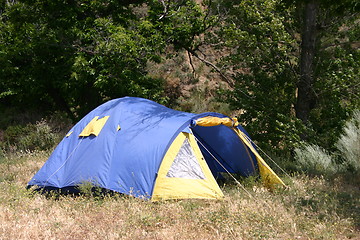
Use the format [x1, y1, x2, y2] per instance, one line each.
[0, 151, 359, 240]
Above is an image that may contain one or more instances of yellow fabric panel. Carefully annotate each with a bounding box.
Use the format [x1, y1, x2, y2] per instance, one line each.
[196, 116, 239, 127]
[187, 133, 223, 197]
[256, 156, 285, 188]
[152, 178, 223, 200]
[234, 128, 285, 188]
[151, 132, 224, 201]
[66, 131, 73, 137]
[79, 116, 110, 137]
[155, 132, 186, 179]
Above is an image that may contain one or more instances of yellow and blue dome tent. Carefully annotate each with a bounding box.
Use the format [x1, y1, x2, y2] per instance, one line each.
[28, 97, 284, 200]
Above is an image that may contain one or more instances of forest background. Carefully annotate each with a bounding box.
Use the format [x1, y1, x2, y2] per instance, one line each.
[0, 0, 359, 239]
[1, 0, 359, 152]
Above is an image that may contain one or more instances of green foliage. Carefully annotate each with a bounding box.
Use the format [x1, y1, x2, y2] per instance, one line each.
[0, 0, 224, 120]
[310, 48, 360, 148]
[210, 0, 301, 151]
[151, 0, 215, 50]
[0, 0, 172, 119]
[210, 0, 359, 152]
[76, 181, 102, 198]
[1, 0, 358, 154]
[68, 16, 167, 116]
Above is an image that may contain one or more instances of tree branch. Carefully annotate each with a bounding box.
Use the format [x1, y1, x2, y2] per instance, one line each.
[186, 48, 253, 99]
[321, 41, 360, 50]
[187, 48, 234, 87]
[187, 50, 196, 77]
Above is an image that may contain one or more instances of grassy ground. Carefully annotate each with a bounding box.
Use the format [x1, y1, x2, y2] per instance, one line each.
[0, 151, 359, 240]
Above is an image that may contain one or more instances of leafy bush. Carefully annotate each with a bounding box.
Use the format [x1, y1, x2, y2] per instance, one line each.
[2, 120, 58, 152]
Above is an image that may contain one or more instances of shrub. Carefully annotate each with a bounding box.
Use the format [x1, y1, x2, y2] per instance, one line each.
[294, 110, 360, 178]
[336, 110, 360, 172]
[294, 144, 338, 176]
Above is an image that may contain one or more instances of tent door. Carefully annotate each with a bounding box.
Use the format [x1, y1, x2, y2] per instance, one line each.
[151, 132, 224, 201]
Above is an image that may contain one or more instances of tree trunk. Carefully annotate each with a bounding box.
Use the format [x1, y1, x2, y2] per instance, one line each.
[295, 0, 319, 127]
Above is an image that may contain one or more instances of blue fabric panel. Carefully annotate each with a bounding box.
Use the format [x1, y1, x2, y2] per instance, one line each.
[192, 125, 258, 177]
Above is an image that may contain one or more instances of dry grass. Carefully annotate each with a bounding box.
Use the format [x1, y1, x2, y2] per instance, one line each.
[0, 152, 359, 240]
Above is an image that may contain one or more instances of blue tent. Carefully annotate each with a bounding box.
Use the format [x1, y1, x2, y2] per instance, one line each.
[28, 97, 283, 200]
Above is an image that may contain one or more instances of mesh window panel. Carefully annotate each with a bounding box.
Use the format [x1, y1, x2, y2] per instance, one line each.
[166, 139, 205, 179]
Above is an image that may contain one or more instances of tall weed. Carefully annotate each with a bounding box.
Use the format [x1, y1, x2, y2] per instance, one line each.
[0, 146, 4, 162]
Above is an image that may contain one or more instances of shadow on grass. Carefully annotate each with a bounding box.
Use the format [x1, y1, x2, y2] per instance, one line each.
[27, 185, 126, 201]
